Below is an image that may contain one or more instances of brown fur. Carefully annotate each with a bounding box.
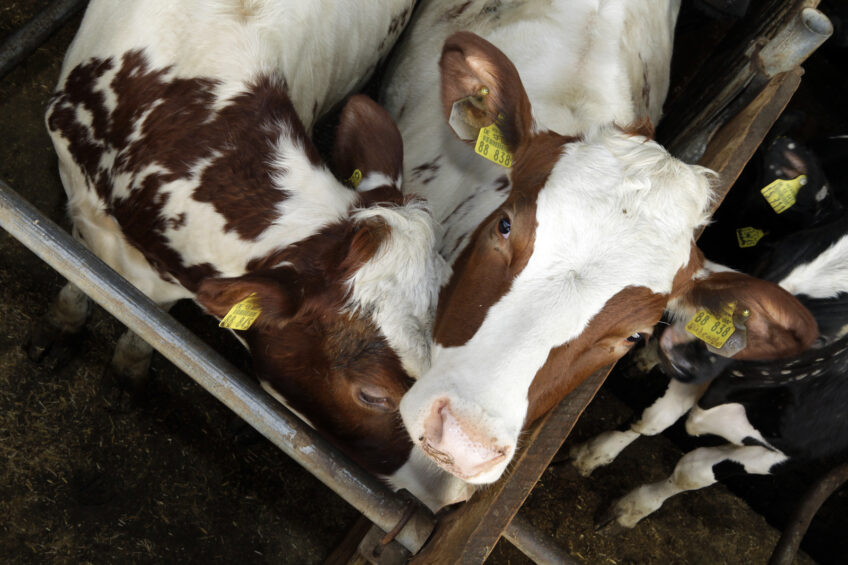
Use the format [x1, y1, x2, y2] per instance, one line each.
[526, 287, 668, 425]
[50, 48, 419, 476]
[439, 31, 533, 151]
[681, 271, 819, 360]
[331, 95, 404, 186]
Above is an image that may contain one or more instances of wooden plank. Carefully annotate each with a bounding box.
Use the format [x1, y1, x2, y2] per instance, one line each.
[410, 367, 610, 564]
[696, 68, 803, 215]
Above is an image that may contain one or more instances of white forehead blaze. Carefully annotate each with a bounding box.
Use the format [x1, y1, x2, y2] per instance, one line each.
[411, 129, 713, 435]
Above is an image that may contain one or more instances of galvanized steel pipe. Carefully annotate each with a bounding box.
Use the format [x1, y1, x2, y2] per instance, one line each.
[0, 180, 435, 554]
[504, 515, 582, 565]
[757, 8, 832, 78]
[0, 0, 87, 79]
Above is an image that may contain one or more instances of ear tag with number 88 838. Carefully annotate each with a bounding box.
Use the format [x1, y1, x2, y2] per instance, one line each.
[475, 121, 513, 168]
[685, 301, 749, 358]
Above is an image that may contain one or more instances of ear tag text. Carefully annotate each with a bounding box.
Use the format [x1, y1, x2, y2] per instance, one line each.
[475, 122, 513, 168]
[686, 303, 735, 348]
[736, 227, 766, 248]
[761, 175, 807, 214]
[219, 294, 261, 330]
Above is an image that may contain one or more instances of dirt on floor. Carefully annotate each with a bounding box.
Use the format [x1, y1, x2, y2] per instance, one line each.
[0, 2, 845, 564]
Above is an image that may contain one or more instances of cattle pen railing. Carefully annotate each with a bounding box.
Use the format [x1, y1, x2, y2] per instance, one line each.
[0, 1, 832, 563]
[0, 178, 573, 564]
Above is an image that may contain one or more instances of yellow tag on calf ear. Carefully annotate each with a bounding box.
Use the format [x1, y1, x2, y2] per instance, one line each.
[736, 227, 766, 248]
[347, 169, 363, 189]
[760, 175, 806, 214]
[219, 294, 261, 330]
[475, 122, 513, 168]
[685, 302, 737, 349]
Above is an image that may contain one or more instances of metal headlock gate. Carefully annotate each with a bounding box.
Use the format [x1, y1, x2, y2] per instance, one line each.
[0, 1, 832, 563]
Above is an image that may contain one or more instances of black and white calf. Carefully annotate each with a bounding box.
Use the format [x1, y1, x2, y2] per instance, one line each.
[570, 214, 848, 528]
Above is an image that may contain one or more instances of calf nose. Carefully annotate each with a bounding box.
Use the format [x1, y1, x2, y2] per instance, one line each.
[420, 399, 510, 480]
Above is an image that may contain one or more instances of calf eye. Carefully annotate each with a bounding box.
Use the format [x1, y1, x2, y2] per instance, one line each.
[626, 333, 644, 343]
[357, 388, 394, 412]
[497, 217, 511, 237]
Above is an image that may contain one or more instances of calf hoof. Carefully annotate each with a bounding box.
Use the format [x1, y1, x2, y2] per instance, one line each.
[594, 503, 629, 534]
[101, 363, 150, 413]
[25, 323, 82, 363]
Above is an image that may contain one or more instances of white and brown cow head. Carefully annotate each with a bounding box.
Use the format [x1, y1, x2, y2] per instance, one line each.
[399, 32, 715, 483]
[188, 95, 463, 509]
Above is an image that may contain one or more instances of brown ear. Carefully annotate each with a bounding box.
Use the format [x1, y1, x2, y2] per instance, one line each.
[340, 217, 390, 278]
[439, 31, 532, 151]
[332, 94, 403, 191]
[682, 271, 819, 360]
[196, 268, 302, 328]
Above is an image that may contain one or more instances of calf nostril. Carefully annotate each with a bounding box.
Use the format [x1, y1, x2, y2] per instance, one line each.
[422, 398, 449, 445]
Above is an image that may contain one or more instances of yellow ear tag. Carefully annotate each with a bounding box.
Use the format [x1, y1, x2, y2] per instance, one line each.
[219, 293, 261, 330]
[685, 301, 737, 349]
[475, 122, 513, 168]
[760, 175, 806, 214]
[347, 169, 363, 189]
[736, 227, 766, 248]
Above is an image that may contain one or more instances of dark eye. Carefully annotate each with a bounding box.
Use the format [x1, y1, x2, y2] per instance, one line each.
[497, 217, 511, 237]
[357, 388, 394, 412]
[626, 332, 644, 343]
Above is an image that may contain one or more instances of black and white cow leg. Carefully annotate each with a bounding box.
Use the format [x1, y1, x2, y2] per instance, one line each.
[570, 379, 708, 476]
[598, 444, 789, 528]
[27, 282, 91, 362]
[686, 402, 773, 447]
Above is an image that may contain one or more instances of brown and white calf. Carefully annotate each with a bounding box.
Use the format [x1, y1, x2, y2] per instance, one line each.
[379, 0, 739, 484]
[42, 0, 471, 511]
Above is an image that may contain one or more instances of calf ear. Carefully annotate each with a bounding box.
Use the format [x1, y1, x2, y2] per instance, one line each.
[681, 271, 819, 360]
[439, 31, 532, 152]
[196, 269, 302, 329]
[332, 94, 404, 194]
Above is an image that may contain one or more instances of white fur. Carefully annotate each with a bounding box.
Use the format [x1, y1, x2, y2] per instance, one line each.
[570, 379, 706, 476]
[611, 445, 788, 527]
[778, 234, 848, 299]
[346, 202, 449, 378]
[384, 447, 475, 512]
[686, 403, 773, 448]
[58, 0, 414, 130]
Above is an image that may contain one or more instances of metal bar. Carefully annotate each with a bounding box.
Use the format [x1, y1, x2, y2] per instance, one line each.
[756, 8, 832, 78]
[0, 179, 435, 554]
[768, 462, 848, 565]
[0, 0, 87, 79]
[503, 515, 581, 565]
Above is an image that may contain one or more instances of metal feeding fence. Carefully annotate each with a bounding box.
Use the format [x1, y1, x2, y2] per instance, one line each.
[0, 1, 833, 563]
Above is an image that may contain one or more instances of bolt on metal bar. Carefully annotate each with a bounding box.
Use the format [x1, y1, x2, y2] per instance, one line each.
[0, 179, 435, 554]
[0, 0, 88, 80]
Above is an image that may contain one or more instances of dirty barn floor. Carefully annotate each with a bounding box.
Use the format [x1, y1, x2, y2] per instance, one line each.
[1, 2, 845, 564]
